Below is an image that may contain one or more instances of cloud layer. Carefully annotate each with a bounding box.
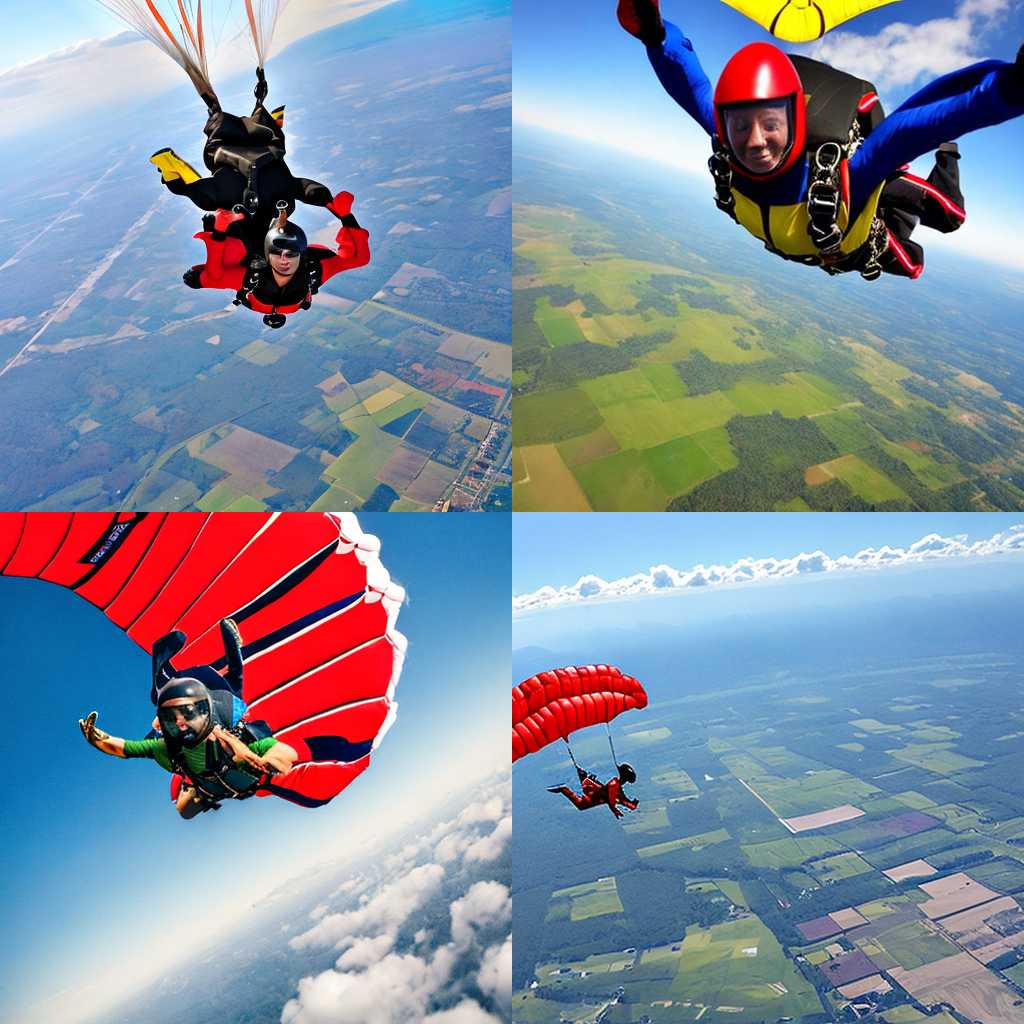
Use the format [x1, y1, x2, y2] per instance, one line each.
[809, 0, 1014, 91]
[282, 771, 511, 1024]
[513, 524, 1024, 615]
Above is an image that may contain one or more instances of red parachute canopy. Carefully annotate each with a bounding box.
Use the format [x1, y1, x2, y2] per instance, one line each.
[512, 665, 648, 763]
[0, 512, 406, 808]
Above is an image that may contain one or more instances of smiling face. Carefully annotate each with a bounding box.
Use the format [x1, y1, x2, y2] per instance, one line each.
[268, 249, 300, 279]
[723, 101, 792, 176]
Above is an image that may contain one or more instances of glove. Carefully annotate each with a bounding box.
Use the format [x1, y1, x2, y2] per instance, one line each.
[327, 190, 354, 219]
[182, 267, 203, 289]
[213, 207, 246, 234]
[617, 0, 665, 45]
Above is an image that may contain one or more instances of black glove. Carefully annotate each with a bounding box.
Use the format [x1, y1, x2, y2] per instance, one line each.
[183, 267, 203, 289]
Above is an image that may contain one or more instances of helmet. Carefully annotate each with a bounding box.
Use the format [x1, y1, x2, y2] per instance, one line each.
[618, 762, 637, 785]
[714, 43, 806, 179]
[156, 677, 214, 748]
[263, 312, 287, 329]
[264, 220, 307, 261]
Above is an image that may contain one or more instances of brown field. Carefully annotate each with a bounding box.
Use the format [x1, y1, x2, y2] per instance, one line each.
[456, 378, 504, 398]
[378, 445, 431, 490]
[782, 805, 866, 834]
[805, 464, 834, 486]
[197, 427, 299, 492]
[830, 908, 869, 930]
[937, 896, 1024, 962]
[411, 362, 462, 392]
[918, 873, 999, 919]
[890, 952, 1024, 1024]
[406, 460, 459, 503]
[884, 860, 937, 882]
[838, 975, 891, 999]
[317, 371, 348, 395]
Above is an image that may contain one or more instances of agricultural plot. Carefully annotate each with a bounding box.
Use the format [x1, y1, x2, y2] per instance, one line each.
[667, 918, 821, 1022]
[550, 878, 625, 923]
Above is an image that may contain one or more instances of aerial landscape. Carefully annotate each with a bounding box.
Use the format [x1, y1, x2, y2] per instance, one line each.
[512, 130, 1024, 513]
[1, 0, 511, 512]
[512, 516, 1024, 1024]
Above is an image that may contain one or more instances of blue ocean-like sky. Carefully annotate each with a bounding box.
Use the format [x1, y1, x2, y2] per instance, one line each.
[0, 513, 509, 1023]
[515, 0, 1024, 267]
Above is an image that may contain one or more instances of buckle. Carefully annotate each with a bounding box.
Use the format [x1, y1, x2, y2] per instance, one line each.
[807, 182, 839, 218]
[814, 142, 842, 175]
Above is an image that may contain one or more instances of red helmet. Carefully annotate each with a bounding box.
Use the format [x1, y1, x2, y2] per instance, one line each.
[714, 43, 806, 180]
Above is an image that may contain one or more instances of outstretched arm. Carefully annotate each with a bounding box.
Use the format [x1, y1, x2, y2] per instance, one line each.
[316, 192, 371, 284]
[643, 22, 717, 137]
[79, 712, 127, 758]
[851, 59, 1024, 209]
[187, 210, 249, 291]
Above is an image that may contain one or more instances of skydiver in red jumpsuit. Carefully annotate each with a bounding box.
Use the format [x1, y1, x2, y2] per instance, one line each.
[548, 763, 640, 818]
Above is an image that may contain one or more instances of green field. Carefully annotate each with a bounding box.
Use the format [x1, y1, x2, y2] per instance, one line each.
[667, 918, 821, 1022]
[550, 877, 625, 922]
[534, 297, 587, 347]
[638, 829, 731, 859]
[513, 387, 602, 446]
[513, 444, 592, 511]
[742, 835, 843, 870]
[808, 851, 873, 883]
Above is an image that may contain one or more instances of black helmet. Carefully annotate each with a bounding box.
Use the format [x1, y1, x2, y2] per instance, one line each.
[263, 312, 287, 329]
[618, 762, 637, 784]
[156, 677, 214, 748]
[264, 220, 307, 261]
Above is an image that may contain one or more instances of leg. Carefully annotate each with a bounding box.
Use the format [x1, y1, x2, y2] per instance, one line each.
[294, 177, 333, 207]
[176, 785, 209, 819]
[220, 618, 245, 698]
[547, 785, 589, 810]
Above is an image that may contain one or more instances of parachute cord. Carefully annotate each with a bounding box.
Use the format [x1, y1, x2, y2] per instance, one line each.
[606, 723, 619, 770]
[562, 738, 581, 774]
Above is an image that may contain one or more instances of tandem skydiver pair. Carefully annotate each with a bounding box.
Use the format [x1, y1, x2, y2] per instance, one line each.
[618, 0, 1024, 280]
[102, 1, 371, 328]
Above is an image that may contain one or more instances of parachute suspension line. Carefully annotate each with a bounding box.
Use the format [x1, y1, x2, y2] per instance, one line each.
[562, 738, 581, 774]
[606, 722, 619, 770]
[98, 0, 215, 99]
[244, 0, 283, 70]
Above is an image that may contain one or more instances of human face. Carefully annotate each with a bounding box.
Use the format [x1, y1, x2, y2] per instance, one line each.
[158, 696, 210, 739]
[268, 249, 299, 278]
[724, 101, 791, 175]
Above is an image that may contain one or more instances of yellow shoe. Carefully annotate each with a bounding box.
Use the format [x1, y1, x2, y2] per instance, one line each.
[271, 105, 285, 129]
[149, 148, 200, 185]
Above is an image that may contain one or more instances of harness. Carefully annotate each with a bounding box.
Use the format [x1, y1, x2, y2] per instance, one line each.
[165, 688, 276, 805]
[709, 55, 888, 280]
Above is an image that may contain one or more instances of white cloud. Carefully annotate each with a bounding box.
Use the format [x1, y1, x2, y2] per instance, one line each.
[808, 0, 1014, 90]
[449, 881, 512, 950]
[422, 1000, 505, 1024]
[513, 524, 1024, 614]
[464, 816, 512, 864]
[280, 947, 456, 1024]
[290, 863, 445, 951]
[336, 933, 396, 970]
[477, 936, 512, 1009]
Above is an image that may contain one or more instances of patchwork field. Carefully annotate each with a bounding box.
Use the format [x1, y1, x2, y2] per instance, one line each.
[512, 194, 1024, 510]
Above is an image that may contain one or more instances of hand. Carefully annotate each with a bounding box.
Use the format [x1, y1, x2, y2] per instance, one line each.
[211, 725, 271, 772]
[182, 267, 202, 289]
[213, 207, 246, 233]
[617, 0, 664, 45]
[327, 190, 354, 219]
[79, 711, 111, 747]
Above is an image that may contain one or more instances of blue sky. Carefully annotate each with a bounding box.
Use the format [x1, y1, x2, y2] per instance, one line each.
[0, 513, 508, 1024]
[515, 0, 1024, 270]
[512, 511, 1024, 595]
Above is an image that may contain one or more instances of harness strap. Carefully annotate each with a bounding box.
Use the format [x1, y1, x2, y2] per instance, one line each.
[806, 142, 844, 255]
[709, 139, 737, 222]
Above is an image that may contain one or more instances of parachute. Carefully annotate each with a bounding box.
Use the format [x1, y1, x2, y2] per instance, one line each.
[719, 0, 901, 42]
[0, 512, 406, 808]
[96, 0, 287, 97]
[512, 665, 648, 763]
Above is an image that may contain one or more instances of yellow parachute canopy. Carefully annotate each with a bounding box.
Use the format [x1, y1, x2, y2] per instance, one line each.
[720, 0, 902, 42]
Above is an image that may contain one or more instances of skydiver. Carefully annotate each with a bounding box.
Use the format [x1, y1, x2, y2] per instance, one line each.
[150, 68, 349, 257]
[547, 763, 640, 819]
[180, 196, 370, 328]
[617, 0, 1024, 279]
[79, 618, 297, 818]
